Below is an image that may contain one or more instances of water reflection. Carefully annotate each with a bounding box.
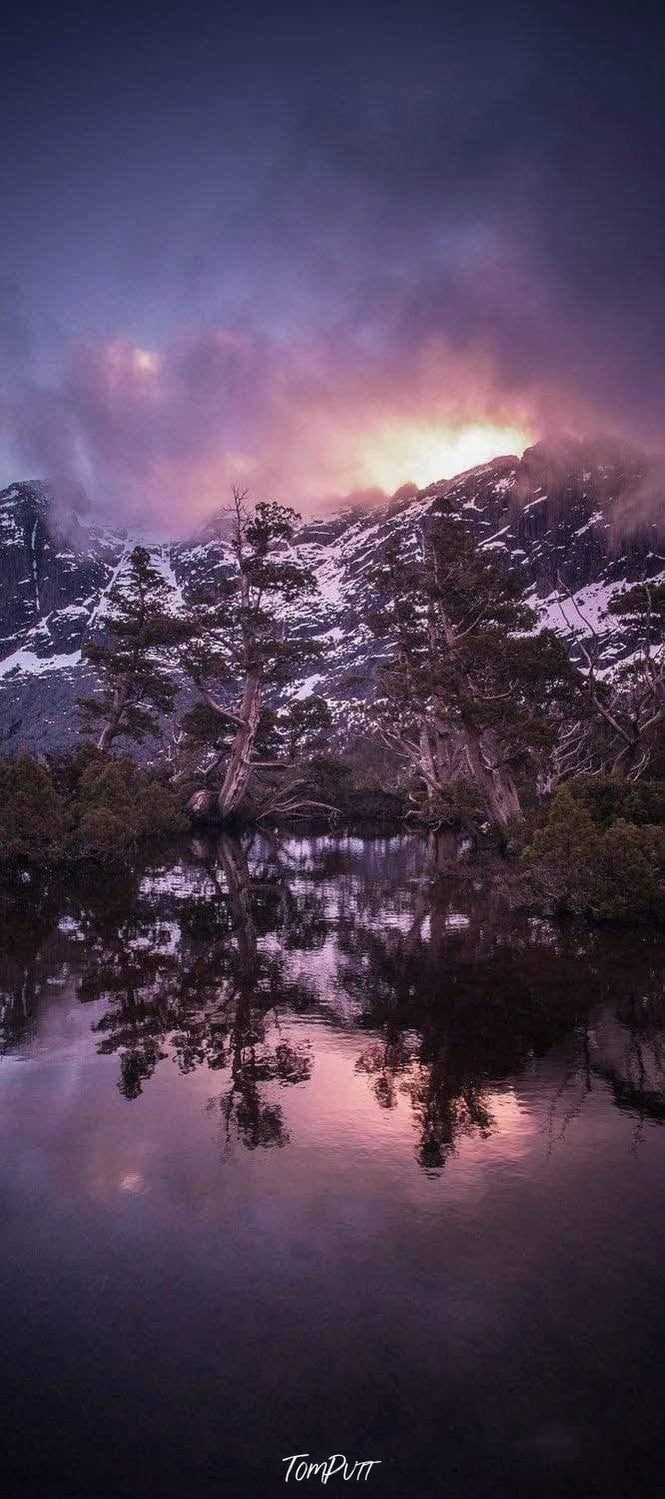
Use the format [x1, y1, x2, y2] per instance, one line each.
[1, 831, 664, 1168]
[3, 833, 665, 1499]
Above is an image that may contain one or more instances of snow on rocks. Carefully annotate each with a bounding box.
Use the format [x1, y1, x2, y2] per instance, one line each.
[0, 441, 662, 753]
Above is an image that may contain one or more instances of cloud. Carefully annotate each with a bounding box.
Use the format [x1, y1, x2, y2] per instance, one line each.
[0, 307, 611, 532]
[5, 294, 661, 535]
[1, 5, 664, 532]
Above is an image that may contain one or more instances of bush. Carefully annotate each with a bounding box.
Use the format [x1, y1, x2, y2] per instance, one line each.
[598, 819, 664, 920]
[0, 751, 187, 869]
[0, 755, 67, 867]
[567, 774, 665, 828]
[298, 753, 408, 822]
[522, 785, 664, 922]
[71, 756, 187, 858]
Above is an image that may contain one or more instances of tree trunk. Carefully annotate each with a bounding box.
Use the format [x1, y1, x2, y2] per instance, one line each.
[188, 788, 214, 821]
[418, 724, 438, 807]
[97, 685, 129, 752]
[428, 573, 523, 829]
[462, 727, 523, 828]
[97, 711, 121, 753]
[217, 674, 261, 819]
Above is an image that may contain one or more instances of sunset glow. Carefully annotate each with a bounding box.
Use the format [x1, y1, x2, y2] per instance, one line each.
[358, 420, 533, 491]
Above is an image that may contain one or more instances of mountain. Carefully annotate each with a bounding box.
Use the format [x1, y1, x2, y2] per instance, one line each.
[1, 441, 663, 756]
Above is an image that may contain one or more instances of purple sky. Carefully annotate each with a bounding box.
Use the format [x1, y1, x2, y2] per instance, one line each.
[1, 0, 664, 529]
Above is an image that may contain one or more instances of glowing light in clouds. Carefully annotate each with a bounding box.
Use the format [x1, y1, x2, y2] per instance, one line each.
[15, 327, 539, 526]
[358, 421, 533, 492]
[102, 341, 162, 384]
[132, 348, 160, 376]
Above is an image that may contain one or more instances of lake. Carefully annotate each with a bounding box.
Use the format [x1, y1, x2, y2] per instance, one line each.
[1, 832, 664, 1498]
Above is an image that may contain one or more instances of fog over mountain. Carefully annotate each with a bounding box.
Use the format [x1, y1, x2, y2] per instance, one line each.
[1, 3, 664, 530]
[1, 438, 663, 756]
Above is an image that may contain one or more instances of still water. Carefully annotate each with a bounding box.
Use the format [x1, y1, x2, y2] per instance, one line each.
[1, 833, 664, 1499]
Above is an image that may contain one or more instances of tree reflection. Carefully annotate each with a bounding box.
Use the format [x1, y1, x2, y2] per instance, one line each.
[1, 830, 664, 1166]
[74, 862, 176, 1097]
[0, 878, 72, 1054]
[593, 980, 665, 1127]
[73, 834, 321, 1146]
[340, 832, 665, 1170]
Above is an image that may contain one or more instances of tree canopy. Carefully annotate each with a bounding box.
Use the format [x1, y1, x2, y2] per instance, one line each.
[80, 545, 188, 752]
[370, 502, 580, 827]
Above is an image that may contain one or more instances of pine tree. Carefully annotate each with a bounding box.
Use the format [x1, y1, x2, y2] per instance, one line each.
[284, 694, 333, 761]
[369, 501, 579, 828]
[180, 488, 320, 818]
[604, 581, 665, 774]
[0, 755, 67, 867]
[557, 578, 665, 777]
[79, 545, 186, 753]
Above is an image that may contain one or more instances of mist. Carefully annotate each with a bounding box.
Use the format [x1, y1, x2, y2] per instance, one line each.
[0, 0, 664, 533]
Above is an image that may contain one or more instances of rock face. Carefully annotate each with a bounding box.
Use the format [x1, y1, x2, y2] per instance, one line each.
[0, 440, 663, 756]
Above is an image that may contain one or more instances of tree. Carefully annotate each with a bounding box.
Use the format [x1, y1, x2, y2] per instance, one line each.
[369, 502, 579, 828]
[283, 694, 333, 761]
[79, 545, 186, 753]
[555, 578, 665, 779]
[180, 488, 321, 819]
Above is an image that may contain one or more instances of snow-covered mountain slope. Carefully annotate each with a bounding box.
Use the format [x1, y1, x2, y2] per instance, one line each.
[0, 440, 663, 754]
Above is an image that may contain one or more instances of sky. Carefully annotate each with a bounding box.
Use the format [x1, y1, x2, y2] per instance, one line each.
[1, 0, 664, 530]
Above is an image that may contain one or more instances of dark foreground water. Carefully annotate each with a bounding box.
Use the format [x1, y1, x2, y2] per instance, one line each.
[1, 833, 665, 1499]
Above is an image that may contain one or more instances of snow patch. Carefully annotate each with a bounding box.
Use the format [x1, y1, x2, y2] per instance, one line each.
[291, 673, 323, 700]
[0, 647, 82, 679]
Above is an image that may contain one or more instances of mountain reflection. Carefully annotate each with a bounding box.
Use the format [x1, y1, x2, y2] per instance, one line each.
[1, 832, 664, 1168]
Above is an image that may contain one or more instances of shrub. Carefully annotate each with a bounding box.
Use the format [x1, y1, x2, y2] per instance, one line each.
[567, 774, 665, 828]
[0, 756, 67, 867]
[596, 819, 664, 921]
[522, 785, 664, 922]
[71, 756, 187, 859]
